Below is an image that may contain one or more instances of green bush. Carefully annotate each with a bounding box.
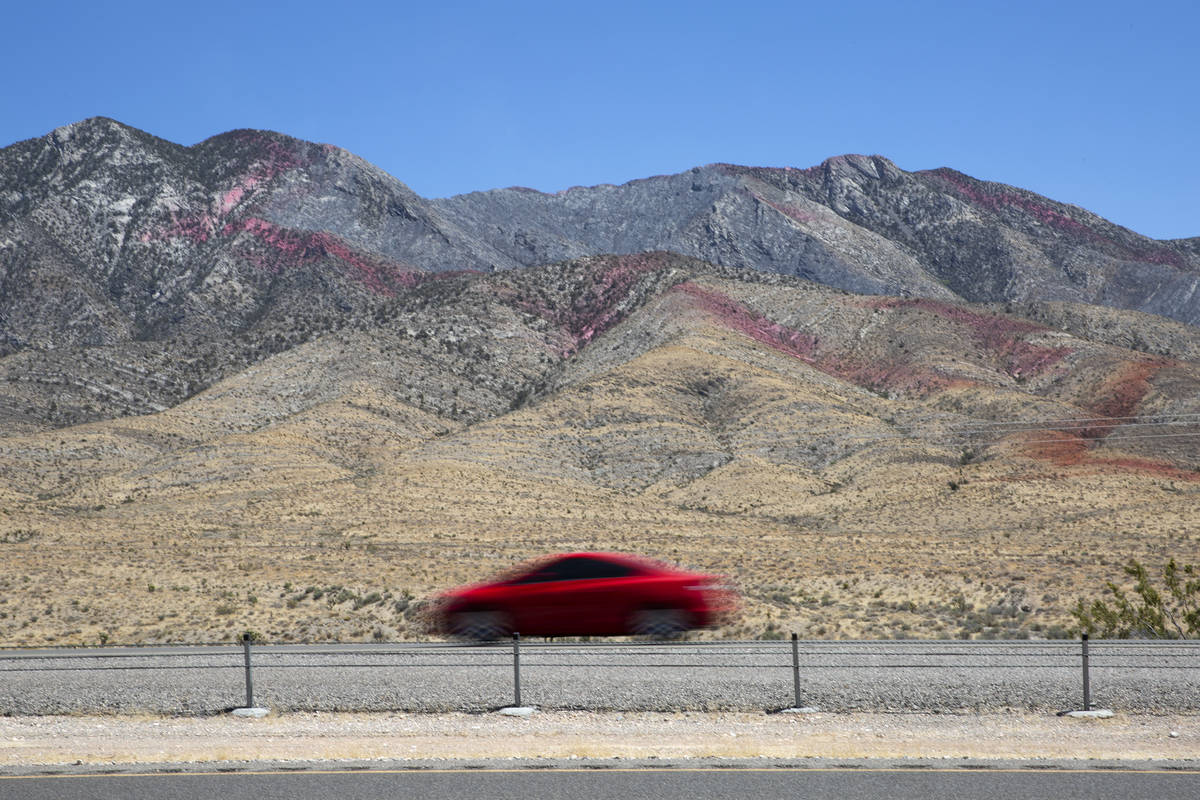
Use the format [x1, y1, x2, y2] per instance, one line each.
[1073, 558, 1200, 639]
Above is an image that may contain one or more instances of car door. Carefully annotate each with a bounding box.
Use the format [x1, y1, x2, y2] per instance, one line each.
[501, 559, 572, 635]
[534, 555, 641, 635]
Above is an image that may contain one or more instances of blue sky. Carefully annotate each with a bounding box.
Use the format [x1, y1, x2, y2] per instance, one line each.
[4, 0, 1196, 238]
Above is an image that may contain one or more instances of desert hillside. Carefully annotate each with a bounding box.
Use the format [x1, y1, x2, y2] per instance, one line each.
[2, 251, 1197, 644]
[2, 119, 1198, 645]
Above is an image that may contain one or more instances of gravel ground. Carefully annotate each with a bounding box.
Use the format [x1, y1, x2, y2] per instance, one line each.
[2, 711, 1198, 773]
[2, 641, 1199, 715]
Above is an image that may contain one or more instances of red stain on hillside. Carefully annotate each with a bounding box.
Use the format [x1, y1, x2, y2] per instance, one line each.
[144, 132, 311, 243]
[219, 185, 247, 214]
[214, 135, 308, 214]
[1014, 357, 1197, 481]
[863, 297, 1073, 379]
[926, 169, 1187, 270]
[674, 283, 966, 396]
[675, 282, 818, 359]
[1080, 359, 1168, 438]
[825, 355, 968, 396]
[166, 132, 309, 221]
[229, 131, 308, 180]
[751, 193, 823, 226]
[223, 217, 421, 295]
[679, 284, 1196, 482]
[141, 139, 423, 295]
[1019, 430, 1199, 481]
[1089, 455, 1200, 481]
[515, 254, 671, 355]
[145, 210, 420, 296]
[1019, 430, 1091, 466]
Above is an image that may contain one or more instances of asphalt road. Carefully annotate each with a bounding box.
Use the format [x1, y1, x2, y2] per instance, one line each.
[2, 640, 1198, 714]
[4, 766, 1200, 800]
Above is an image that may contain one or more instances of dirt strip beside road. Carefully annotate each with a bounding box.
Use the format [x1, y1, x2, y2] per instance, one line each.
[1, 711, 1197, 768]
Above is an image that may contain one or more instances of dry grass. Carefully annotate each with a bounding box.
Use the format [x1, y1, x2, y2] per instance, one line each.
[2, 309, 1198, 646]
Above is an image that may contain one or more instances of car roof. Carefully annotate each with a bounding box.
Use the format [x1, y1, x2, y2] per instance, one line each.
[547, 551, 673, 569]
[552, 554, 667, 566]
[503, 551, 682, 579]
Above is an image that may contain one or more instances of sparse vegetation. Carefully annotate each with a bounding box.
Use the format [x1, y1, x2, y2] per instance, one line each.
[0, 254, 1196, 646]
[1072, 558, 1200, 639]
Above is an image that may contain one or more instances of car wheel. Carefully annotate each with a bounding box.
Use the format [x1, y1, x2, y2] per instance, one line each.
[629, 607, 689, 639]
[448, 609, 511, 641]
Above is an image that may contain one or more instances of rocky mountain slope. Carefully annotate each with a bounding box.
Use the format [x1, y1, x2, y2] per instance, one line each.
[0, 120, 1198, 645]
[3, 119, 1198, 360]
[435, 159, 1200, 326]
[3, 118, 1198, 434]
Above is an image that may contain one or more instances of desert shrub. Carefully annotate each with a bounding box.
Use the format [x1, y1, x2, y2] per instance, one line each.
[1072, 558, 1200, 639]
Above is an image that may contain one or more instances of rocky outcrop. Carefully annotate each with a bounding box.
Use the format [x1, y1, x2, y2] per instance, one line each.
[1, 119, 1198, 436]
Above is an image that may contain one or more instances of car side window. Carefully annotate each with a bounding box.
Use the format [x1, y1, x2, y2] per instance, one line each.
[510, 556, 639, 584]
[554, 556, 636, 581]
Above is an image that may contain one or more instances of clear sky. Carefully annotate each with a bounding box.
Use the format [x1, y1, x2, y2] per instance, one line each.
[4, 0, 1196, 239]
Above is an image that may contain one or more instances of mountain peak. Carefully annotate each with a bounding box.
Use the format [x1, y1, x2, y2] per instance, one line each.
[818, 153, 902, 178]
[3, 117, 1199, 345]
[47, 116, 163, 149]
[53, 115, 131, 136]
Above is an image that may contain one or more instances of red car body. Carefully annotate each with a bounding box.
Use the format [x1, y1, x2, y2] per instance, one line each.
[429, 552, 737, 639]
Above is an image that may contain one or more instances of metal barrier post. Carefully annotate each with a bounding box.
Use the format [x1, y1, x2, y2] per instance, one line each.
[791, 633, 801, 709]
[242, 633, 255, 709]
[513, 632, 522, 707]
[1081, 633, 1091, 712]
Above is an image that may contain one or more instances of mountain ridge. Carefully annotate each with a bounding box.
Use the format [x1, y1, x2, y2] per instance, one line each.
[4, 118, 1197, 340]
[2, 120, 1199, 644]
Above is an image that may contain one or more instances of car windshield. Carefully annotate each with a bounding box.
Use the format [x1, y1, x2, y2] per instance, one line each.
[484, 555, 558, 585]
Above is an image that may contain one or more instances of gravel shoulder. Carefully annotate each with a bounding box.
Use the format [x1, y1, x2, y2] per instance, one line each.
[6, 641, 1200, 715]
[2, 711, 1197, 773]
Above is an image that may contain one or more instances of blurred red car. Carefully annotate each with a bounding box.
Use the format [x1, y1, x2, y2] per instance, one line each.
[429, 552, 737, 640]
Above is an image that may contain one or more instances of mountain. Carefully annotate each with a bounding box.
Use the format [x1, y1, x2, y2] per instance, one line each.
[0, 119, 1198, 646]
[3, 119, 1198, 360]
[3, 117, 1197, 433]
[434, 158, 1200, 327]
